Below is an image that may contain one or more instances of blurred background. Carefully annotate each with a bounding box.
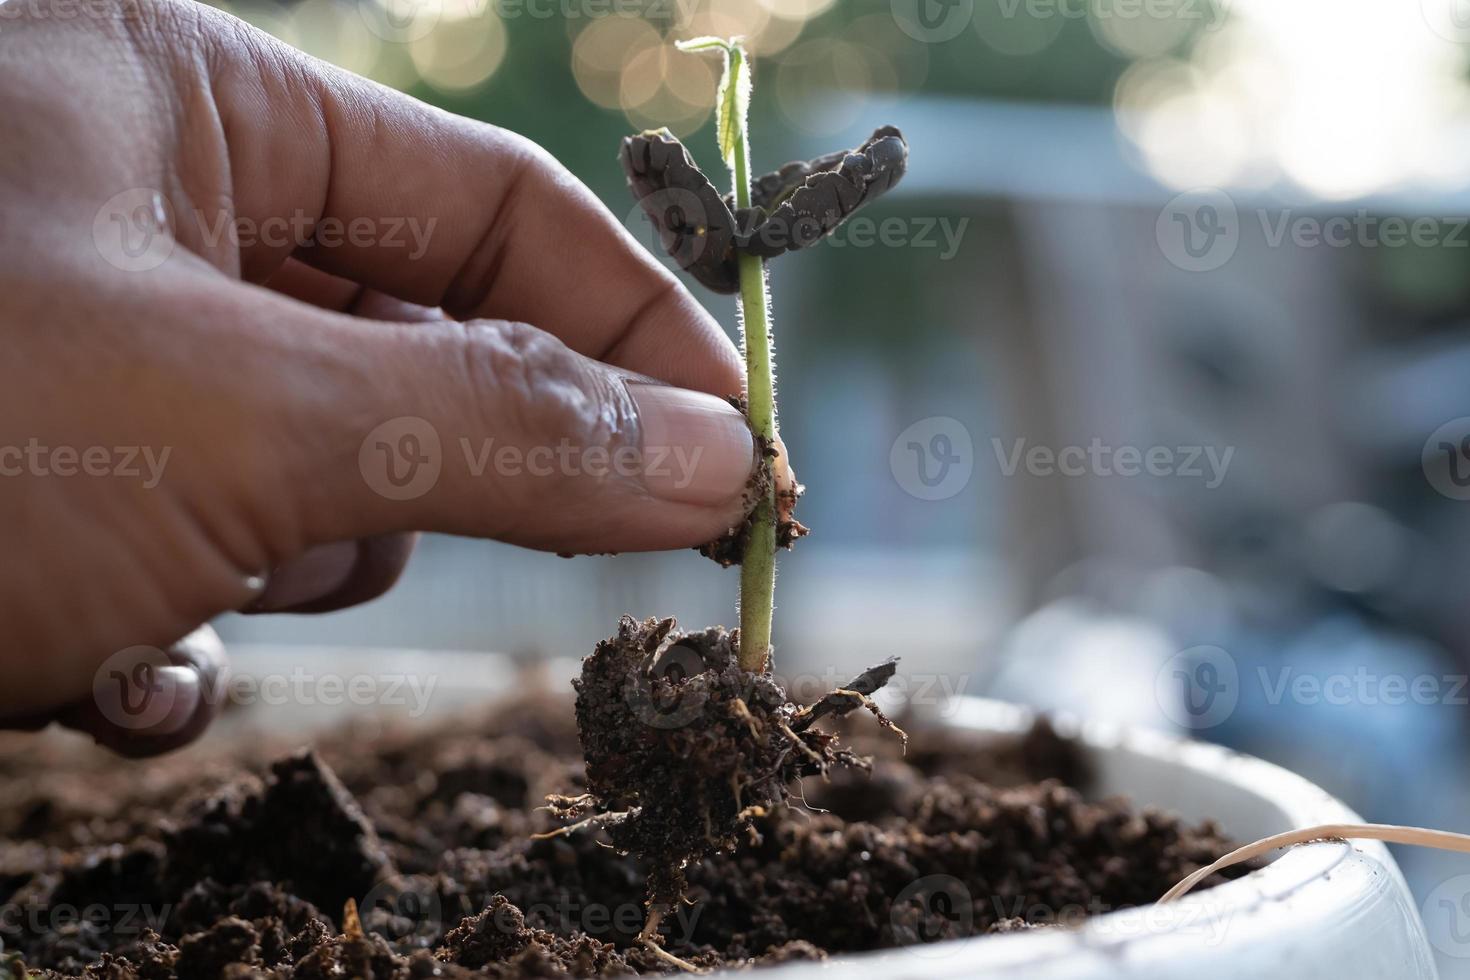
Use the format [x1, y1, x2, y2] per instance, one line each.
[205, 0, 1470, 971]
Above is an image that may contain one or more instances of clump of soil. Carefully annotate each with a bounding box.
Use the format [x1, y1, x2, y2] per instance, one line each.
[556, 617, 900, 912]
[0, 682, 1248, 979]
[697, 407, 809, 569]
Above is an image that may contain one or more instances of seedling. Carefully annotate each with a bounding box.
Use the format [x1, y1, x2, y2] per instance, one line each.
[619, 37, 907, 670]
[548, 37, 911, 967]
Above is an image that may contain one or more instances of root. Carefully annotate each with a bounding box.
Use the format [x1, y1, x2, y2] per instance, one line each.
[791, 658, 900, 732]
[531, 809, 631, 840]
[640, 909, 704, 974]
[831, 687, 909, 746]
[777, 721, 824, 766]
[1159, 822, 1470, 903]
[539, 792, 594, 817]
[728, 697, 762, 739]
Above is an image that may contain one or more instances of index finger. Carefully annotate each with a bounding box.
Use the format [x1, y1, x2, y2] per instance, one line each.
[199, 6, 744, 398]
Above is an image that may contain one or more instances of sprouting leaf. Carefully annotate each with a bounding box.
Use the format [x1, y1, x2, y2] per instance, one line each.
[673, 36, 732, 53]
[676, 36, 749, 172]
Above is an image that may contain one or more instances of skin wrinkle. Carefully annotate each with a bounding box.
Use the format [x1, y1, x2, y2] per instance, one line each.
[439, 151, 533, 321]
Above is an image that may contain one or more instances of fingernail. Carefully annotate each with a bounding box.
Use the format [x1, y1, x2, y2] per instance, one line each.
[93, 652, 203, 737]
[249, 540, 359, 612]
[138, 666, 204, 737]
[629, 383, 755, 506]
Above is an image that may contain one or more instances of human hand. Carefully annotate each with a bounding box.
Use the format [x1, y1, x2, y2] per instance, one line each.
[0, 0, 761, 753]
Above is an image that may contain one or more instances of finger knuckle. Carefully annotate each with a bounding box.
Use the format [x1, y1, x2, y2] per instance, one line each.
[458, 320, 616, 448]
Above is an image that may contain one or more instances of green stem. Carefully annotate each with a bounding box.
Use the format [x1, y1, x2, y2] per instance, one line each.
[737, 252, 775, 672]
[676, 37, 776, 672]
[727, 45, 776, 673]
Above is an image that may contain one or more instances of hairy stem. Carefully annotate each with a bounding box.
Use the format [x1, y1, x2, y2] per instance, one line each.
[676, 36, 775, 672]
[728, 47, 776, 673]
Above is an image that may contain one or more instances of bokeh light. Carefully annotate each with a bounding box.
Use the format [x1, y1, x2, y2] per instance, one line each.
[1119, 0, 1470, 198]
[1088, 0, 1200, 59]
[409, 10, 508, 93]
[572, 17, 662, 110]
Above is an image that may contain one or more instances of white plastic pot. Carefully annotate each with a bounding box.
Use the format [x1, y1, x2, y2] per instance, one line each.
[222, 648, 1438, 980]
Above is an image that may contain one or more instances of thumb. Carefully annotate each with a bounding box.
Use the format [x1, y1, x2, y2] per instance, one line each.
[264, 305, 758, 556]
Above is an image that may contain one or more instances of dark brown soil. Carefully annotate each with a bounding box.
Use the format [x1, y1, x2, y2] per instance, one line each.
[0, 670, 1246, 979]
[560, 617, 901, 912]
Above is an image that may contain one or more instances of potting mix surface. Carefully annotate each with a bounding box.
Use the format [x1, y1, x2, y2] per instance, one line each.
[0, 688, 1244, 977]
